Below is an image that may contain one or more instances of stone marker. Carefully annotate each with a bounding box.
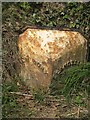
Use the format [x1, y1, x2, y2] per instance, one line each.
[18, 27, 87, 91]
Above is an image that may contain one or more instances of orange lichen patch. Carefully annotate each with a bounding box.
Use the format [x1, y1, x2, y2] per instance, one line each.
[18, 28, 87, 91]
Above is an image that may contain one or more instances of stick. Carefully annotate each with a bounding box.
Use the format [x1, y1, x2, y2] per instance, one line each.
[10, 92, 33, 98]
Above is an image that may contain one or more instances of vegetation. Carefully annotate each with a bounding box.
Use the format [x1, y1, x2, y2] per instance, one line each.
[2, 2, 90, 118]
[50, 63, 90, 106]
[62, 63, 90, 97]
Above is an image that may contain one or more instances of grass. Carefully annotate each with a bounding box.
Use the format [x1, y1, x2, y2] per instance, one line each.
[50, 62, 90, 108]
[2, 80, 19, 118]
[32, 89, 46, 104]
[2, 79, 35, 118]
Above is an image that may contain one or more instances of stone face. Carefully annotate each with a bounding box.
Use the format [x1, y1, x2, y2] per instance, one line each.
[18, 28, 87, 91]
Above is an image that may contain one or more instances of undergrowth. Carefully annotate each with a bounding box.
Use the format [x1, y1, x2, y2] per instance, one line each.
[50, 62, 90, 107]
[2, 80, 19, 117]
[2, 78, 34, 118]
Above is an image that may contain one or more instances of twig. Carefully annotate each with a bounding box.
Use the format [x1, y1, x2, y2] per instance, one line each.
[77, 105, 80, 118]
[67, 112, 77, 116]
[10, 92, 33, 98]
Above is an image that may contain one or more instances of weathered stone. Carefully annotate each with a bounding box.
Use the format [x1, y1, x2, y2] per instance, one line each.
[18, 27, 87, 91]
